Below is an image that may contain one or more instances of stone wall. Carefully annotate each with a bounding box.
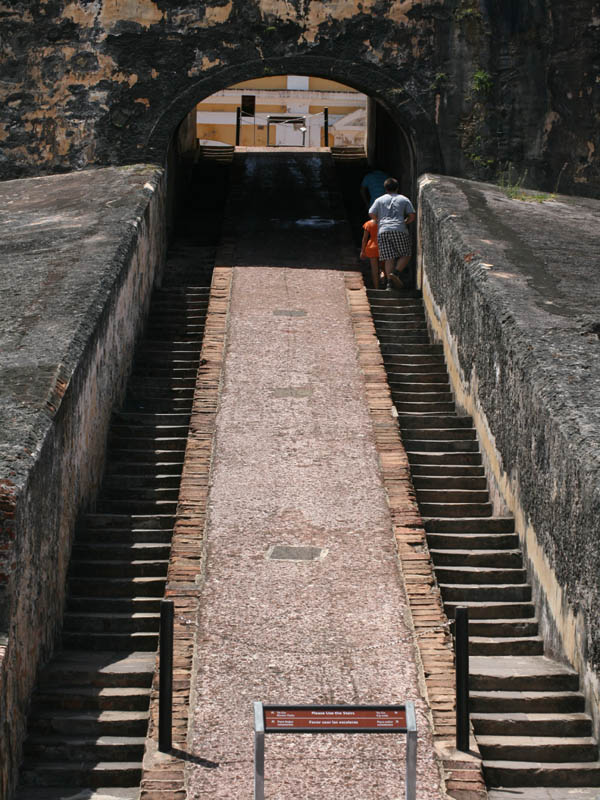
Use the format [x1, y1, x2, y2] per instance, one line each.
[417, 173, 600, 736]
[0, 1, 598, 196]
[0, 165, 166, 799]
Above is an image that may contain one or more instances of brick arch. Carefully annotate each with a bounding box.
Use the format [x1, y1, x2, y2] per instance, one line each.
[142, 55, 443, 177]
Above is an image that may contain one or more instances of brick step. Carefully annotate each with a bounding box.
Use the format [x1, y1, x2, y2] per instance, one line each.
[418, 502, 493, 518]
[470, 656, 580, 691]
[64, 611, 160, 634]
[411, 464, 486, 477]
[68, 577, 166, 598]
[66, 597, 162, 614]
[424, 517, 514, 532]
[417, 488, 489, 503]
[429, 532, 519, 549]
[469, 636, 544, 656]
[430, 548, 523, 567]
[63, 632, 159, 652]
[472, 712, 592, 737]
[478, 736, 598, 763]
[83, 513, 175, 530]
[399, 414, 473, 428]
[471, 691, 585, 714]
[69, 559, 169, 579]
[19, 762, 142, 788]
[436, 565, 527, 585]
[444, 600, 535, 619]
[72, 542, 171, 560]
[439, 583, 532, 602]
[37, 652, 154, 689]
[27, 710, 149, 738]
[405, 439, 479, 453]
[32, 687, 150, 713]
[482, 760, 600, 788]
[23, 736, 146, 762]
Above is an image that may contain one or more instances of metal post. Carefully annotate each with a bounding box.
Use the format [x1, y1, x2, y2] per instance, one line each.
[235, 107, 241, 146]
[323, 107, 329, 147]
[455, 606, 470, 752]
[159, 599, 174, 752]
[405, 701, 417, 800]
[254, 702, 265, 800]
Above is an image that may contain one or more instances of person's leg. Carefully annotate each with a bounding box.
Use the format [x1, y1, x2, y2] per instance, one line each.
[369, 257, 380, 289]
[394, 255, 410, 275]
[384, 259, 395, 280]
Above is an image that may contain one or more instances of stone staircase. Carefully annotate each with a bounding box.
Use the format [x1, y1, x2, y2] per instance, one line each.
[15, 285, 209, 799]
[368, 288, 600, 790]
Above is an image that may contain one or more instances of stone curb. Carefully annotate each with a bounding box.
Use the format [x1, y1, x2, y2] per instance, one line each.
[139, 267, 233, 800]
[343, 271, 487, 800]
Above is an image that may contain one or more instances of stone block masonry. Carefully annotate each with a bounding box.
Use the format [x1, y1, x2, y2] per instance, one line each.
[418, 174, 600, 743]
[0, 165, 166, 799]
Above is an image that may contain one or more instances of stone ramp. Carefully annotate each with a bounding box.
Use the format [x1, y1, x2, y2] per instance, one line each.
[185, 268, 444, 799]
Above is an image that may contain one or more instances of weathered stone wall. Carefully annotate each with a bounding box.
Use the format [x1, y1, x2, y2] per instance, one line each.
[0, 1, 597, 196]
[0, 165, 166, 799]
[418, 174, 600, 736]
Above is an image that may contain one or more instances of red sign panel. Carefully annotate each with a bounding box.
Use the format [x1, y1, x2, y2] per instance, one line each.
[264, 706, 407, 732]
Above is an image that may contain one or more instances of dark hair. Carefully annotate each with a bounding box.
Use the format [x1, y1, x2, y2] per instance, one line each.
[384, 177, 399, 192]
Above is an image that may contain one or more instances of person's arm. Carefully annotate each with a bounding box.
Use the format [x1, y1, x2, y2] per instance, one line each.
[360, 228, 369, 258]
[405, 212, 416, 225]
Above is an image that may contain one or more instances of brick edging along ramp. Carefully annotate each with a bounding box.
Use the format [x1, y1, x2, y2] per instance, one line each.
[343, 271, 487, 800]
[139, 267, 233, 800]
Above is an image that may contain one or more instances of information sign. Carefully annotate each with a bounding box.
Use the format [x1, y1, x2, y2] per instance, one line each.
[253, 702, 416, 800]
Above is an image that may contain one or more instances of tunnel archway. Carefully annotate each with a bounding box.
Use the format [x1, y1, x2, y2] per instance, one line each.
[143, 55, 443, 189]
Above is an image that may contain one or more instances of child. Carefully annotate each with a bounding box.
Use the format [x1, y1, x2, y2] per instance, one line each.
[360, 218, 384, 289]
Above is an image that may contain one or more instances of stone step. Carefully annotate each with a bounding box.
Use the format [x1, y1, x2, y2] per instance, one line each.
[63, 612, 160, 634]
[444, 600, 536, 619]
[99, 487, 180, 502]
[405, 428, 477, 441]
[478, 735, 598, 763]
[385, 354, 445, 367]
[430, 548, 523, 567]
[469, 635, 544, 656]
[37, 652, 154, 689]
[435, 566, 527, 585]
[419, 502, 493, 518]
[471, 691, 585, 714]
[399, 414, 473, 428]
[105, 461, 184, 477]
[95, 499, 178, 515]
[424, 517, 514, 532]
[103, 474, 182, 489]
[439, 583, 532, 602]
[112, 411, 191, 426]
[108, 447, 186, 463]
[24, 736, 146, 762]
[411, 464, 486, 477]
[428, 532, 519, 549]
[404, 439, 479, 452]
[374, 320, 429, 331]
[395, 401, 456, 413]
[63, 632, 159, 652]
[472, 713, 593, 737]
[76, 529, 171, 545]
[470, 656, 580, 691]
[377, 334, 431, 344]
[415, 476, 488, 490]
[107, 436, 188, 451]
[466, 619, 539, 637]
[68, 577, 166, 598]
[32, 688, 150, 713]
[69, 559, 169, 579]
[67, 597, 162, 614]
[417, 488, 490, 503]
[109, 423, 191, 437]
[482, 760, 600, 788]
[380, 343, 444, 355]
[389, 372, 450, 385]
[27, 710, 148, 738]
[15, 786, 140, 800]
[83, 513, 175, 530]
[72, 542, 171, 561]
[19, 762, 142, 788]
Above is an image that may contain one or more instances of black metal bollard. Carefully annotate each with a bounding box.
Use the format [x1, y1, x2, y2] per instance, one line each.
[159, 599, 174, 752]
[455, 606, 470, 752]
[323, 108, 329, 147]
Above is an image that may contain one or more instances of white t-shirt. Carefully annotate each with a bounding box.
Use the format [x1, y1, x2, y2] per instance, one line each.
[369, 193, 415, 233]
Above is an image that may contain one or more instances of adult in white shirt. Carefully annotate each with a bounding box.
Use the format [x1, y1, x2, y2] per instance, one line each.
[369, 177, 416, 290]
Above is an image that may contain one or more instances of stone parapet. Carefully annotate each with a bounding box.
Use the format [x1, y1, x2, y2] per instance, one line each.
[418, 173, 600, 739]
[0, 165, 166, 799]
